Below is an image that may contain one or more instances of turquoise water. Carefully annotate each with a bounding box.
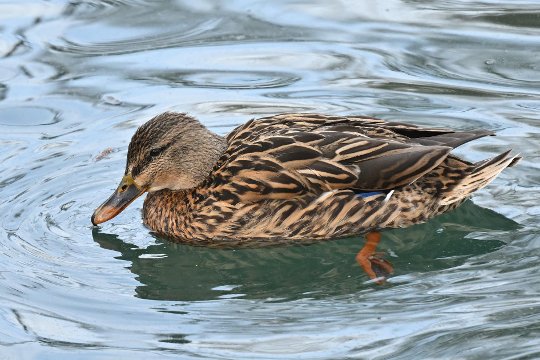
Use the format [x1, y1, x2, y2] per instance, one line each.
[1, 1, 539, 358]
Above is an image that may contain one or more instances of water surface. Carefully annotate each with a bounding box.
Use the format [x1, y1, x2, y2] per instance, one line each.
[1, 1, 539, 359]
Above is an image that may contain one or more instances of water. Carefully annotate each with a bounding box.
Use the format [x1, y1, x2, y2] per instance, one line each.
[1, 1, 539, 358]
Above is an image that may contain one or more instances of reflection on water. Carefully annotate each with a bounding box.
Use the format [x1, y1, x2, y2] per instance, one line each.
[1, 0, 539, 358]
[92, 201, 517, 302]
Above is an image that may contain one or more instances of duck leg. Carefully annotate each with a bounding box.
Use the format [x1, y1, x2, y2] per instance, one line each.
[356, 231, 394, 283]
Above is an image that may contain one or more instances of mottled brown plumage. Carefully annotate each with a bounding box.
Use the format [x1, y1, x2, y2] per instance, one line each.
[92, 112, 520, 247]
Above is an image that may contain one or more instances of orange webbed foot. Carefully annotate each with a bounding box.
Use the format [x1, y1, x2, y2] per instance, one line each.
[356, 232, 394, 284]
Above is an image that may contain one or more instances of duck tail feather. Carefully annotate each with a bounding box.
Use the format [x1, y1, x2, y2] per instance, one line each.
[439, 150, 521, 205]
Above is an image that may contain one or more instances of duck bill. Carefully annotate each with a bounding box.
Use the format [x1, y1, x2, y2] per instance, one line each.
[91, 175, 145, 225]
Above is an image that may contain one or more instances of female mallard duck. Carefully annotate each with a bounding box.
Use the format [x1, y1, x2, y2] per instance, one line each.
[92, 112, 520, 281]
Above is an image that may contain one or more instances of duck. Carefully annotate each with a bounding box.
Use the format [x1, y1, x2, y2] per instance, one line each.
[91, 112, 520, 282]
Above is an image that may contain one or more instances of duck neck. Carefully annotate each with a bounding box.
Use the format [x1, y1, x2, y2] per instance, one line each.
[141, 131, 226, 239]
[142, 188, 197, 239]
[206, 132, 228, 172]
[186, 131, 227, 189]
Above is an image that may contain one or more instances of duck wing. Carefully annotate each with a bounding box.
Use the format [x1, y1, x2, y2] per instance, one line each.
[211, 114, 489, 201]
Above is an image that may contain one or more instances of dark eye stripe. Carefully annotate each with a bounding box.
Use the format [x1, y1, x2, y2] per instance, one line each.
[149, 140, 174, 159]
[131, 141, 175, 177]
[150, 146, 165, 157]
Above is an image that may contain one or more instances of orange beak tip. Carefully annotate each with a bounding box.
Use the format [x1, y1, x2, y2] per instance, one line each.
[91, 213, 98, 226]
[91, 205, 118, 226]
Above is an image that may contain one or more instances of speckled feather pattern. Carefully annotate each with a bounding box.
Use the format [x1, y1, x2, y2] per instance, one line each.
[141, 113, 520, 244]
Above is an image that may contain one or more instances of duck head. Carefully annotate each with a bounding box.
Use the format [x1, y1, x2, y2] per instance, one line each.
[91, 112, 226, 225]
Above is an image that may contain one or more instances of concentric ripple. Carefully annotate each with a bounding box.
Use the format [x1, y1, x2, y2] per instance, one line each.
[0, 0, 539, 359]
[142, 70, 300, 90]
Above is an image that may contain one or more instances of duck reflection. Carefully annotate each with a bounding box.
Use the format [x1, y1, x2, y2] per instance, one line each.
[92, 200, 518, 302]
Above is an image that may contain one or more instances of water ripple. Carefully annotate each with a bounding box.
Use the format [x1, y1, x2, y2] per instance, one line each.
[0, 0, 539, 358]
[140, 70, 300, 90]
[0, 106, 59, 126]
[50, 18, 224, 56]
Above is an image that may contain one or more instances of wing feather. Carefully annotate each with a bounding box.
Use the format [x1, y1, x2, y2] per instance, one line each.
[211, 113, 485, 202]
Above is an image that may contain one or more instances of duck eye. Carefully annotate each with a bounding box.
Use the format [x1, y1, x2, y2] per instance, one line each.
[150, 148, 162, 157]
